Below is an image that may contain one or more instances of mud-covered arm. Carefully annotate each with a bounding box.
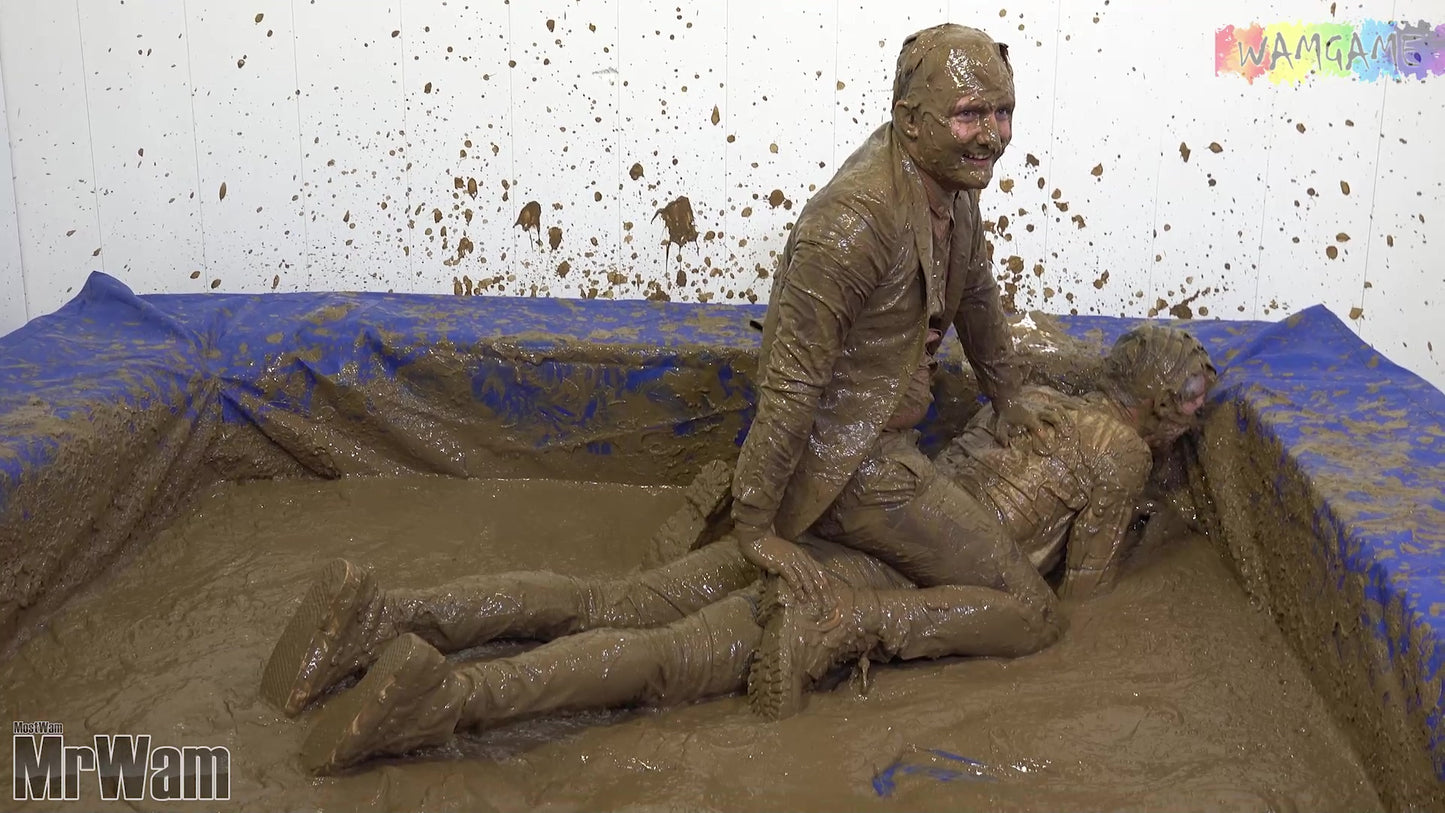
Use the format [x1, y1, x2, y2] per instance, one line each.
[1059, 439, 1152, 600]
[950, 191, 1023, 406]
[731, 205, 887, 545]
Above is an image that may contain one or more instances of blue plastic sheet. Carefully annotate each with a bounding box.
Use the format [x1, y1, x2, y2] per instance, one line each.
[2, 271, 1442, 779]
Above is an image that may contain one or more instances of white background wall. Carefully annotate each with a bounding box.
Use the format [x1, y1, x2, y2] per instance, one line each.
[0, 0, 1440, 389]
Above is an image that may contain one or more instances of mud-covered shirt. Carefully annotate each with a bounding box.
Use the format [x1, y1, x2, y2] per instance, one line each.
[933, 386, 1153, 590]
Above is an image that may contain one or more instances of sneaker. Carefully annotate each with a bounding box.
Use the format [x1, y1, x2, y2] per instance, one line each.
[300, 633, 467, 775]
[260, 559, 394, 717]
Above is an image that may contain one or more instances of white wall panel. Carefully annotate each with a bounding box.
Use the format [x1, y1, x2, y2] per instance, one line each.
[1253, 88, 1383, 328]
[0, 0, 1439, 389]
[833, 2, 947, 167]
[723, 0, 838, 302]
[0, 1, 103, 315]
[76, 0, 204, 295]
[1250, 0, 1390, 327]
[186, 0, 306, 293]
[402, 0, 516, 296]
[0, 58, 27, 336]
[1040, 0, 1170, 317]
[1147, 2, 1280, 321]
[293, 0, 410, 291]
[1358, 78, 1445, 387]
[508, 0, 620, 299]
[967, 0, 1060, 316]
[616, 0, 728, 302]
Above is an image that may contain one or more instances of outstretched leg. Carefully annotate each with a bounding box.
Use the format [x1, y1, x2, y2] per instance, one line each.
[262, 462, 751, 716]
[300, 589, 763, 774]
[749, 579, 1056, 720]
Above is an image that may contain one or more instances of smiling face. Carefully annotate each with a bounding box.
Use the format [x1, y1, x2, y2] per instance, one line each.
[893, 28, 1015, 191]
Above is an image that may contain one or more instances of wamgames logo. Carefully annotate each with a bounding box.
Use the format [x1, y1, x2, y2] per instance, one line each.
[1216, 20, 1444, 82]
[12, 722, 230, 802]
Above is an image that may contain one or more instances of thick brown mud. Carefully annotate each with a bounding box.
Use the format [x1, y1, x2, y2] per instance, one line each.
[2, 476, 1378, 811]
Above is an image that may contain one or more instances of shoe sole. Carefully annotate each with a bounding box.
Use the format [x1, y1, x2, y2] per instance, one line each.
[260, 559, 368, 717]
[642, 459, 735, 567]
[747, 581, 808, 721]
[299, 633, 450, 775]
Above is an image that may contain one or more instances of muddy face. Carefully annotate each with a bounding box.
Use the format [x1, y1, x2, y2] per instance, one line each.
[894, 33, 1014, 191]
[1143, 381, 1211, 450]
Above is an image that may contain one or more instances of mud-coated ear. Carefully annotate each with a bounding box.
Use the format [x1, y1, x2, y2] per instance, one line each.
[996, 42, 1011, 68]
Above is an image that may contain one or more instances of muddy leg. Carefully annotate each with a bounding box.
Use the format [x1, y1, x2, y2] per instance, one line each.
[393, 537, 757, 650]
[827, 458, 1058, 622]
[455, 589, 762, 730]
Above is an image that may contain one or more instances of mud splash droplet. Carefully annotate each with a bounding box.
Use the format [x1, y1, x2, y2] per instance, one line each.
[630, 163, 644, 181]
[548, 226, 563, 250]
[710, 106, 720, 125]
[219, 182, 228, 200]
[1179, 142, 1191, 162]
[515, 201, 542, 243]
[767, 189, 786, 208]
[653, 195, 698, 265]
[1208, 142, 1223, 153]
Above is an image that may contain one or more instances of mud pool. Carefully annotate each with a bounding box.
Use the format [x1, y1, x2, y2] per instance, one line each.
[2, 475, 1380, 811]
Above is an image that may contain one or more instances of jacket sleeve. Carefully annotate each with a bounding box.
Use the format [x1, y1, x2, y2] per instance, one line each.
[950, 190, 1024, 404]
[731, 203, 888, 543]
[1059, 430, 1153, 600]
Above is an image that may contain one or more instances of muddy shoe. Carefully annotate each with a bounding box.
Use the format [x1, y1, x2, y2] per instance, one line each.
[641, 459, 736, 568]
[300, 633, 468, 775]
[747, 579, 875, 721]
[260, 559, 395, 717]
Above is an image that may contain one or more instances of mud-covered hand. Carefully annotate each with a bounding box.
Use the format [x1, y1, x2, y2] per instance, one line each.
[990, 397, 1045, 447]
[739, 533, 835, 611]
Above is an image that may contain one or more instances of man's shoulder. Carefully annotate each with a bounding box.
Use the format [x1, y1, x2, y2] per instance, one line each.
[796, 126, 904, 233]
[1070, 400, 1151, 481]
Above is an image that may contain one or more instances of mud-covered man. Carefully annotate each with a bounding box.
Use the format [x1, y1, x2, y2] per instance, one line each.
[264, 324, 1216, 774]
[731, 24, 1053, 691]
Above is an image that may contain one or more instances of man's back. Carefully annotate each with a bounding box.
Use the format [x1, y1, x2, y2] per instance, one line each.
[934, 385, 1152, 575]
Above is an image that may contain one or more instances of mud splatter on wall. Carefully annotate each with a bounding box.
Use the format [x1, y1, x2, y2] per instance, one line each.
[0, 0, 1438, 388]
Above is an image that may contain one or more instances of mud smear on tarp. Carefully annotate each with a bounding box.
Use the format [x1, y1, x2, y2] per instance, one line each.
[1195, 401, 1444, 812]
[210, 336, 757, 489]
[1, 476, 1378, 812]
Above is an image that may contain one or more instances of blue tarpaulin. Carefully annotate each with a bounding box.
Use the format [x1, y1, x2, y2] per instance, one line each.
[1, 272, 1441, 789]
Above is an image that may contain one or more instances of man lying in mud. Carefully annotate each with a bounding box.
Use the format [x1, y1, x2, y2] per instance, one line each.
[261, 324, 1217, 775]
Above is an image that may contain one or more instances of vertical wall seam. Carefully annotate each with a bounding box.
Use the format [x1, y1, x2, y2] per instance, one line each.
[1249, 84, 1278, 321]
[615, 0, 623, 292]
[179, 0, 210, 291]
[397, 1, 414, 291]
[722, 0, 731, 276]
[1356, 0, 1399, 342]
[505, 0, 518, 290]
[73, 0, 106, 278]
[0, 17, 33, 321]
[1040, 0, 1063, 311]
[287, 0, 311, 290]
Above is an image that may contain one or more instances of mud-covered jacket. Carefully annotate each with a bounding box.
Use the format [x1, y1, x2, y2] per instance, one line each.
[732, 123, 1022, 544]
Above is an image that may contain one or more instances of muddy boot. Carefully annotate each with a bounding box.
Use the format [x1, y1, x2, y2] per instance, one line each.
[300, 633, 468, 775]
[748, 578, 883, 721]
[640, 459, 736, 568]
[261, 559, 398, 717]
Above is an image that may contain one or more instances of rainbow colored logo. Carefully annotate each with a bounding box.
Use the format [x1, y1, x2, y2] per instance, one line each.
[1216, 21, 1444, 83]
